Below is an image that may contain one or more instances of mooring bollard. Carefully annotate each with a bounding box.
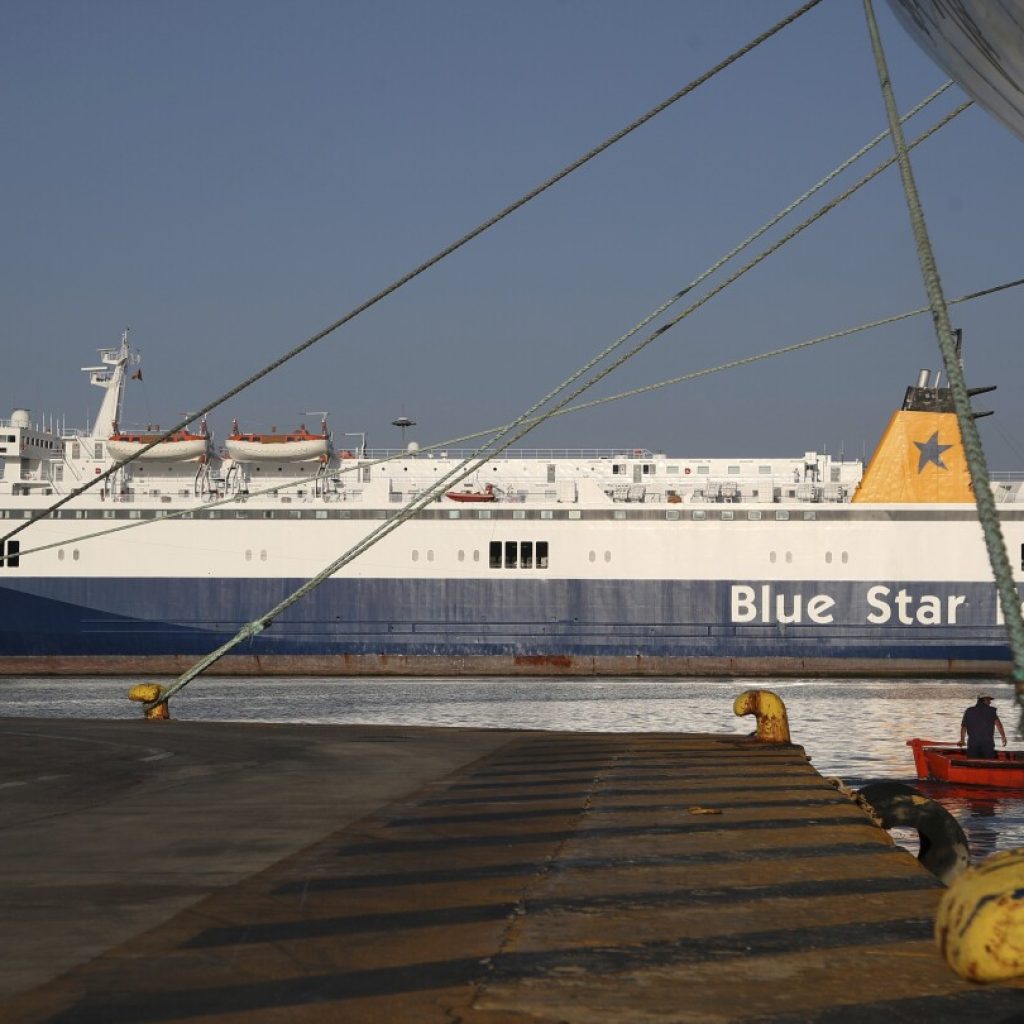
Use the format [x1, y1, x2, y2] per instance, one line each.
[733, 689, 790, 743]
[936, 848, 1024, 982]
[128, 683, 170, 720]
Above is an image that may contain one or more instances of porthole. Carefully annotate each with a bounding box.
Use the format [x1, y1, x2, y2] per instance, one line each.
[825, 551, 833, 564]
[473, 550, 480, 562]
[589, 550, 596, 563]
[72, 549, 80, 561]
[58, 549, 65, 561]
[245, 549, 252, 561]
[412, 550, 419, 562]
[785, 551, 792, 563]
[458, 550, 465, 562]
[427, 550, 434, 562]
[260, 550, 267, 561]
[770, 551, 777, 564]
[841, 551, 849, 564]
[604, 551, 611, 563]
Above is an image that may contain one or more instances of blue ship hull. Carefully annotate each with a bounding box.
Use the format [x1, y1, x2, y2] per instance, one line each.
[0, 576, 1015, 676]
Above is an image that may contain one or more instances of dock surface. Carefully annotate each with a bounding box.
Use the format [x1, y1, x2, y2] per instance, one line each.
[2, 717, 1023, 1022]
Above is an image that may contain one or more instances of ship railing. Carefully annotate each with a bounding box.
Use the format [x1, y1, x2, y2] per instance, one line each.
[365, 447, 654, 461]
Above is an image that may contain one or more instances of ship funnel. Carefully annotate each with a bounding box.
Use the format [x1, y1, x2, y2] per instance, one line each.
[916, 369, 930, 388]
[10, 409, 30, 428]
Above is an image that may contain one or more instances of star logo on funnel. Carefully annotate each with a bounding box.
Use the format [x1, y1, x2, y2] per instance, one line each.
[914, 431, 953, 472]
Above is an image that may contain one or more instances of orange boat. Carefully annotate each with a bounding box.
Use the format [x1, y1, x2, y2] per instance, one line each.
[907, 737, 1024, 788]
[446, 483, 497, 503]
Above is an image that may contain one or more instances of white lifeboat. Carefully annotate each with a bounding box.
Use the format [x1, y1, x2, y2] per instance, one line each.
[107, 423, 211, 462]
[225, 421, 330, 462]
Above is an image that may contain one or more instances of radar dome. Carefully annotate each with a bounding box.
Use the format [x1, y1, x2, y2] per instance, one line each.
[406, 441, 420, 453]
[10, 409, 30, 428]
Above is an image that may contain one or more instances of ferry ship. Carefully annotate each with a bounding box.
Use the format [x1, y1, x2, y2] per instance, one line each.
[1, 331, 1022, 678]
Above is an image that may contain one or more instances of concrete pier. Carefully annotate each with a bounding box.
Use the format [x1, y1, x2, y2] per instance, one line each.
[2, 717, 1023, 1022]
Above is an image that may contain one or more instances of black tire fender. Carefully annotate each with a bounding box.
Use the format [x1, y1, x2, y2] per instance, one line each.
[855, 781, 969, 884]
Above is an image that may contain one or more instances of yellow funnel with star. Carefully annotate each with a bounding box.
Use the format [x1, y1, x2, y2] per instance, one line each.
[853, 409, 972, 503]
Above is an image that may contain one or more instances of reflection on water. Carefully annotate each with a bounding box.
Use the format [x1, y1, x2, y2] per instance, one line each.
[3, 675, 1023, 859]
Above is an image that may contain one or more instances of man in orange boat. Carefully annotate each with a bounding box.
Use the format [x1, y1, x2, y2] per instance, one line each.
[958, 694, 1008, 759]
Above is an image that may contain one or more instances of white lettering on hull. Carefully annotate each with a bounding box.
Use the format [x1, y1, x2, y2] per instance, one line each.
[730, 584, 967, 626]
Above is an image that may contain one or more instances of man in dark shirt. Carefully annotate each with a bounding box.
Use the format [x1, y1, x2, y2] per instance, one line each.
[959, 695, 1007, 759]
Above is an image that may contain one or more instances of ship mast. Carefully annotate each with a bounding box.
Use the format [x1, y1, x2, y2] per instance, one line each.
[81, 329, 133, 439]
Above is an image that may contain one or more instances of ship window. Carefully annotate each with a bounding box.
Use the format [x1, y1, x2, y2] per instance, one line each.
[245, 550, 252, 561]
[697, 465, 710, 475]
[71, 442, 80, 459]
[759, 465, 772, 475]
[785, 551, 792, 563]
[427, 550, 434, 562]
[728, 466, 740, 475]
[412, 550, 419, 562]
[540, 510, 553, 520]
[1021, 543, 1024, 571]
[448, 510, 460, 519]
[473, 550, 480, 562]
[477, 509, 492, 520]
[263, 511, 274, 519]
[3, 540, 19, 567]
[315, 510, 327, 520]
[547, 464, 556, 483]
[748, 511, 762, 521]
[489, 541, 501, 568]
[568, 510, 581, 520]
[803, 510, 816, 520]
[521, 541, 533, 568]
[722, 510, 734, 521]
[666, 510, 680, 521]
[613, 510, 626, 520]
[770, 551, 777, 564]
[458, 550, 465, 562]
[841, 551, 849, 564]
[776, 510, 790, 521]
[72, 549, 79, 561]
[94, 443, 103, 459]
[826, 551, 833, 564]
[538, 541, 549, 568]
[513, 510, 526, 520]
[603, 550, 610, 563]
[58, 549, 64, 561]
[589, 550, 596, 562]
[129, 510, 141, 519]
[666, 465, 680, 475]
[505, 541, 517, 568]
[692, 510, 706, 521]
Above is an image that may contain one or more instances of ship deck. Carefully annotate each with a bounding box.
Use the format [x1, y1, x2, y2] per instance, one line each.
[2, 716, 1023, 1022]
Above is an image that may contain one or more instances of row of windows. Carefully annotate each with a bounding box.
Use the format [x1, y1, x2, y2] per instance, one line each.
[489, 540, 549, 569]
[0, 507, 822, 523]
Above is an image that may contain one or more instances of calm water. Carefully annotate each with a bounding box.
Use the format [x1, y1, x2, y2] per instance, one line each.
[3, 675, 1024, 860]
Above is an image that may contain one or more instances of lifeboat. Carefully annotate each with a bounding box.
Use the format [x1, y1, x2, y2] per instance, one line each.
[225, 421, 330, 462]
[907, 738, 1024, 788]
[107, 423, 210, 462]
[446, 483, 497, 503]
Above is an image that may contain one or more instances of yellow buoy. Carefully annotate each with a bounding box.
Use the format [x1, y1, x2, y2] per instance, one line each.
[733, 689, 790, 743]
[936, 848, 1024, 982]
[128, 683, 170, 720]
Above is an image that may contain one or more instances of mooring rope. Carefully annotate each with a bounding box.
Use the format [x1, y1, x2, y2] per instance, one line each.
[863, 0, 1024, 690]
[0, 0, 824, 552]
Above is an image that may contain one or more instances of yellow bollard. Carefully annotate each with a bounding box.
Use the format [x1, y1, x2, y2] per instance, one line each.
[733, 689, 790, 743]
[936, 848, 1024, 982]
[128, 683, 170, 720]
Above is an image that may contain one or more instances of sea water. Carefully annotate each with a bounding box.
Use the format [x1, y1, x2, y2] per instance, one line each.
[3, 675, 1023, 859]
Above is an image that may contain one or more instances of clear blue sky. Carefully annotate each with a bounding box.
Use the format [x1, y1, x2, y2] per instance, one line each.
[3, 0, 1024, 466]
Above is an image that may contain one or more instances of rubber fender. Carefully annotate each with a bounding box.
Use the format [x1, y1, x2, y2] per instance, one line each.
[856, 781, 969, 885]
[936, 848, 1024, 982]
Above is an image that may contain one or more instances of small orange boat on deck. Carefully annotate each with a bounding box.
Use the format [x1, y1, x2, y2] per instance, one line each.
[907, 737, 1024, 788]
[446, 483, 497, 503]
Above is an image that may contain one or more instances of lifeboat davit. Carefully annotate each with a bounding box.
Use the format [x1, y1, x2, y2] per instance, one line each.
[107, 425, 211, 462]
[225, 421, 330, 462]
[446, 483, 497, 503]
